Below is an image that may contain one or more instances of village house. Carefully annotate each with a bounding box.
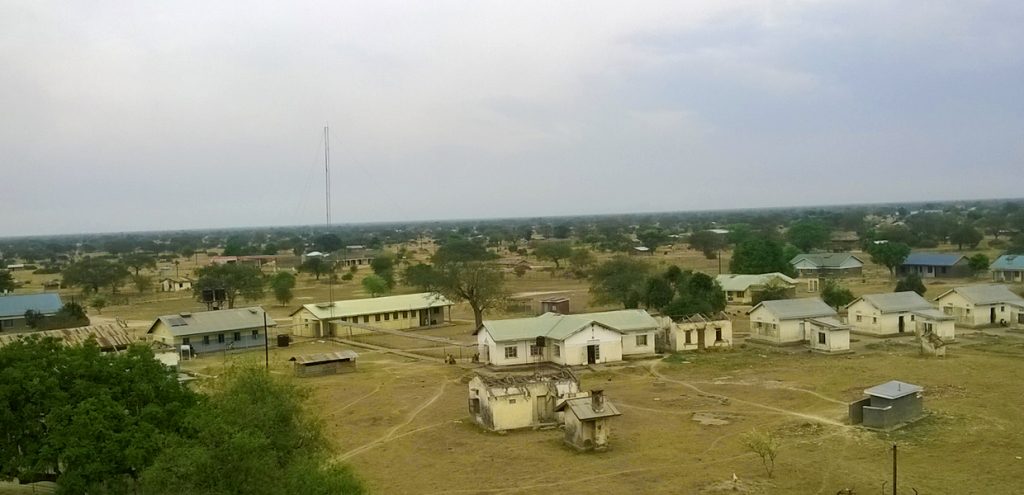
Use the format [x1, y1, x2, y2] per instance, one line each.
[790, 253, 864, 278]
[147, 307, 276, 354]
[539, 296, 570, 315]
[747, 298, 850, 352]
[474, 309, 660, 367]
[467, 369, 583, 431]
[990, 254, 1024, 283]
[160, 276, 193, 292]
[933, 285, 1024, 328]
[291, 351, 358, 377]
[715, 273, 797, 304]
[556, 390, 621, 451]
[667, 313, 733, 351]
[899, 253, 971, 278]
[0, 293, 63, 332]
[290, 292, 454, 338]
[845, 291, 955, 339]
[849, 380, 924, 430]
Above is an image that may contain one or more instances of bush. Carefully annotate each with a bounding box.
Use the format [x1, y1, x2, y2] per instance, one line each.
[341, 272, 354, 281]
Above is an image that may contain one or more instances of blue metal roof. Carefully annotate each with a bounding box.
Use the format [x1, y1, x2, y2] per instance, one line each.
[991, 254, 1024, 271]
[902, 253, 966, 266]
[0, 293, 64, 318]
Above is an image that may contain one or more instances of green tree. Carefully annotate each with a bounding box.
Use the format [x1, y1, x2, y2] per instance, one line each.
[406, 256, 506, 330]
[432, 239, 496, 264]
[752, 280, 792, 304]
[90, 295, 108, 315]
[132, 273, 154, 294]
[567, 248, 596, 278]
[687, 230, 726, 259]
[270, 272, 296, 305]
[786, 220, 831, 252]
[313, 233, 343, 253]
[62, 257, 130, 294]
[370, 254, 396, 288]
[895, 273, 927, 296]
[741, 428, 781, 478]
[949, 224, 983, 250]
[121, 252, 157, 276]
[140, 368, 363, 495]
[0, 270, 14, 293]
[662, 271, 726, 318]
[0, 339, 195, 492]
[299, 256, 333, 281]
[867, 242, 912, 277]
[729, 238, 792, 275]
[636, 227, 670, 251]
[534, 241, 574, 269]
[821, 279, 854, 309]
[361, 274, 391, 297]
[552, 224, 572, 239]
[968, 254, 990, 276]
[589, 256, 651, 309]
[642, 276, 674, 311]
[193, 264, 265, 309]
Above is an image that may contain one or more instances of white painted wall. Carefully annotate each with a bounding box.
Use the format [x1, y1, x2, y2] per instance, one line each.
[748, 307, 803, 344]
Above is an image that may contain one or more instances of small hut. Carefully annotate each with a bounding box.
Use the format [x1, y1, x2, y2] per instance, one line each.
[539, 296, 570, 315]
[555, 390, 621, 451]
[848, 380, 923, 429]
[290, 351, 358, 377]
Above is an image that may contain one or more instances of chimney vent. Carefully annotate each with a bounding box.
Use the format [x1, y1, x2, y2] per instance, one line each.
[591, 389, 605, 412]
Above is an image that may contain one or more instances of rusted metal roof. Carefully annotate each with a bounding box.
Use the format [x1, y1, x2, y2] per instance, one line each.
[290, 350, 358, 365]
[0, 324, 134, 350]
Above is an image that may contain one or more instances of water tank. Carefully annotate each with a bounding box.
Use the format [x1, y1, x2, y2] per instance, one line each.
[277, 334, 290, 347]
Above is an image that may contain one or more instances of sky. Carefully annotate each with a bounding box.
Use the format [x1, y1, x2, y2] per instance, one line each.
[2, 1, 1023, 236]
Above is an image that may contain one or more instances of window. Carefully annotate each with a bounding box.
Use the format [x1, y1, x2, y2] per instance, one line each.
[218, 334, 225, 343]
[941, 267, 948, 274]
[182, 337, 190, 345]
[504, 346, 518, 359]
[384, 313, 390, 321]
[433, 307, 441, 314]
[872, 316, 877, 324]
[856, 314, 862, 322]
[966, 308, 971, 315]
[509, 399, 516, 404]
[554, 344, 560, 357]
[233, 332, 241, 342]
[910, 315, 915, 321]
[684, 330, 692, 344]
[252, 329, 259, 339]
[339, 317, 347, 322]
[401, 311, 408, 319]
[375, 314, 381, 322]
[924, 323, 933, 332]
[530, 345, 541, 356]
[592, 345, 600, 360]
[1, 319, 13, 329]
[393, 312, 399, 320]
[715, 329, 723, 342]
[363, 315, 370, 323]
[1001, 306, 1006, 313]
[469, 398, 480, 414]
[818, 333, 826, 344]
[203, 336, 210, 345]
[635, 334, 648, 346]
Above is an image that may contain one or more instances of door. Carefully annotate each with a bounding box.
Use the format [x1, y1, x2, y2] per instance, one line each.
[898, 316, 905, 333]
[991, 307, 997, 324]
[587, 345, 598, 364]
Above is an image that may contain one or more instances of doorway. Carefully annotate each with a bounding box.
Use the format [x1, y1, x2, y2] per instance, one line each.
[587, 345, 599, 364]
[991, 307, 997, 324]
[898, 315, 905, 333]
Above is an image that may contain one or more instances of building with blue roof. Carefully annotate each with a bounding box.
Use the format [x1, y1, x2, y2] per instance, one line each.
[990, 254, 1024, 283]
[0, 293, 64, 331]
[899, 252, 971, 278]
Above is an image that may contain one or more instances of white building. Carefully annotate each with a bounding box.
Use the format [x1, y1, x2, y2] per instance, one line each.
[845, 291, 955, 339]
[715, 273, 797, 304]
[475, 309, 660, 367]
[290, 292, 453, 338]
[748, 298, 850, 352]
[667, 313, 733, 351]
[933, 285, 1024, 328]
[467, 370, 584, 431]
[159, 277, 193, 292]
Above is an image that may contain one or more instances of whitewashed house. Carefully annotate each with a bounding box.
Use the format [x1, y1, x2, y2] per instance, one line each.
[845, 291, 954, 339]
[467, 370, 584, 431]
[933, 285, 1024, 328]
[159, 277, 193, 292]
[290, 292, 453, 338]
[715, 273, 797, 304]
[748, 298, 850, 352]
[790, 253, 864, 278]
[667, 313, 733, 351]
[475, 310, 659, 367]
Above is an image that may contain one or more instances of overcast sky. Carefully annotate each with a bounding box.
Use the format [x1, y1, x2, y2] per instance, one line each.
[2, 1, 1022, 235]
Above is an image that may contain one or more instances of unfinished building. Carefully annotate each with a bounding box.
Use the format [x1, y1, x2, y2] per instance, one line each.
[467, 369, 584, 431]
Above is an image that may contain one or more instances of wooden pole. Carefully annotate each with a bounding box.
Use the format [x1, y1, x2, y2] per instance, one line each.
[892, 443, 897, 495]
[264, 312, 269, 371]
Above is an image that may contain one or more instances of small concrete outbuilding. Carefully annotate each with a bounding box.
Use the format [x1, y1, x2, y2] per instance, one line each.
[849, 380, 924, 430]
[290, 350, 358, 377]
[467, 369, 583, 431]
[556, 390, 621, 451]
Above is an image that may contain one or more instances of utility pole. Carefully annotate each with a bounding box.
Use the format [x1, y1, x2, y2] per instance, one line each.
[264, 312, 269, 371]
[892, 443, 898, 495]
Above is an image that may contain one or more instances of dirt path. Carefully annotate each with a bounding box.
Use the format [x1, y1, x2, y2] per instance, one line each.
[336, 379, 452, 461]
[648, 362, 848, 427]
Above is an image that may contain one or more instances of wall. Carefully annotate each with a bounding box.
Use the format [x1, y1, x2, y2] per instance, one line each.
[748, 307, 803, 344]
[847, 302, 917, 336]
[937, 292, 1019, 327]
[806, 322, 849, 353]
[292, 306, 449, 337]
[468, 377, 581, 431]
[620, 329, 657, 356]
[862, 394, 923, 429]
[993, 270, 1024, 283]
[561, 325, 623, 365]
[151, 321, 267, 354]
[670, 319, 733, 351]
[0, 316, 30, 332]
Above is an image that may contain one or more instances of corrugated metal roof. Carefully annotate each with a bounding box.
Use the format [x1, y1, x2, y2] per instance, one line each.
[750, 298, 836, 320]
[292, 350, 358, 365]
[910, 308, 954, 321]
[0, 324, 133, 349]
[0, 293, 63, 318]
[852, 292, 934, 313]
[902, 253, 967, 266]
[864, 380, 922, 400]
[292, 292, 453, 320]
[147, 307, 276, 337]
[789, 253, 863, 269]
[807, 316, 849, 329]
[935, 284, 1024, 306]
[555, 396, 622, 420]
[480, 309, 659, 342]
[990, 255, 1024, 271]
[715, 273, 797, 292]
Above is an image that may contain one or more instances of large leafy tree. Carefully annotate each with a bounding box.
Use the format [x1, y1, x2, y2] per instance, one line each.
[821, 279, 854, 309]
[62, 257, 130, 294]
[313, 233, 343, 253]
[867, 242, 911, 277]
[140, 369, 364, 495]
[687, 230, 726, 259]
[729, 237, 792, 275]
[0, 339, 195, 493]
[270, 272, 296, 305]
[0, 270, 14, 293]
[786, 220, 831, 252]
[895, 273, 927, 296]
[299, 256, 334, 280]
[662, 271, 726, 318]
[121, 252, 157, 276]
[370, 254, 396, 288]
[193, 263, 265, 308]
[534, 241, 574, 269]
[405, 240, 506, 330]
[589, 256, 651, 309]
[949, 224, 983, 250]
[636, 227, 670, 251]
[642, 276, 675, 311]
[567, 248, 597, 278]
[361, 274, 391, 297]
[967, 254, 990, 276]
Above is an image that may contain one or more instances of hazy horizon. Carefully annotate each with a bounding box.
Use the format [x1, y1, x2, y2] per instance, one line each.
[3, 1, 1022, 236]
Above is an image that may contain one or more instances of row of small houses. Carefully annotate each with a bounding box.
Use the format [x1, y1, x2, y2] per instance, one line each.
[791, 252, 1024, 280]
